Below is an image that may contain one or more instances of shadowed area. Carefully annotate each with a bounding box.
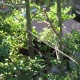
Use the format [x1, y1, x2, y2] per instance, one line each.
[74, 15, 80, 22]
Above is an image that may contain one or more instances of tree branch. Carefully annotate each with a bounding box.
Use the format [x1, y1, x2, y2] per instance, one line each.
[44, 11, 80, 66]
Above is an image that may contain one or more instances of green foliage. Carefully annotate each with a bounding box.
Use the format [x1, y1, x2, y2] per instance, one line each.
[39, 28, 57, 46]
[46, 69, 79, 80]
[64, 29, 80, 52]
[0, 9, 45, 80]
[0, 1, 80, 80]
[4, 0, 22, 4]
[0, 10, 26, 62]
[47, 2, 75, 27]
[0, 55, 44, 80]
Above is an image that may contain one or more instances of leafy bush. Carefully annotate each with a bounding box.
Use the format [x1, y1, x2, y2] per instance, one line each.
[0, 2, 80, 80]
[0, 55, 44, 80]
[47, 2, 75, 26]
[63, 29, 80, 52]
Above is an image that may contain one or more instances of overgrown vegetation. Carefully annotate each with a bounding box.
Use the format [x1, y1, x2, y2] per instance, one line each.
[0, 0, 80, 80]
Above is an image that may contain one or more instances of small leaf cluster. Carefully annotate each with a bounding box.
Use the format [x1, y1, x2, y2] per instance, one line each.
[63, 29, 80, 52]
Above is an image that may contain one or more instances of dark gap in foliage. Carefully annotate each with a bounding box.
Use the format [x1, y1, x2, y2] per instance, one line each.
[74, 15, 80, 22]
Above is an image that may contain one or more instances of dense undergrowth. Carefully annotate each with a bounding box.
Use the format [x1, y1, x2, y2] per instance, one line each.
[0, 2, 80, 80]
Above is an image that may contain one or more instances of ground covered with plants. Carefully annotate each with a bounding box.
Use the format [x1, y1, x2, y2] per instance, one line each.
[0, 0, 80, 80]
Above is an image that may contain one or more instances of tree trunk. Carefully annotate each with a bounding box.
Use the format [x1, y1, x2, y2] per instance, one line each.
[57, 0, 64, 73]
[25, 0, 34, 59]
